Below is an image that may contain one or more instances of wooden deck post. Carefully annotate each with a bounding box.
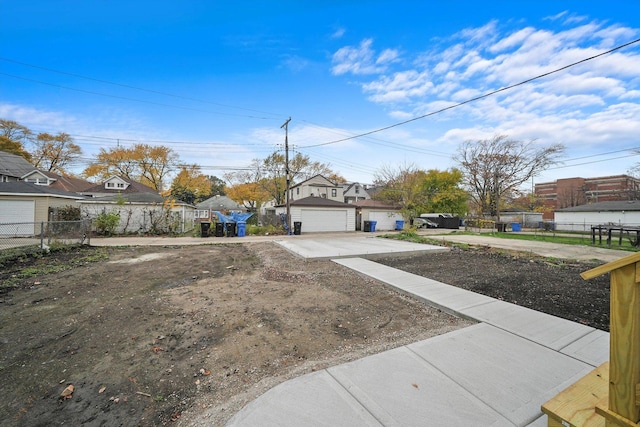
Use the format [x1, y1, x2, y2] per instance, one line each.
[581, 252, 640, 425]
[542, 251, 640, 427]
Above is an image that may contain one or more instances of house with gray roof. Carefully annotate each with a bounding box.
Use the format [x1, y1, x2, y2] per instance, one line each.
[81, 176, 157, 197]
[0, 151, 36, 182]
[194, 195, 246, 223]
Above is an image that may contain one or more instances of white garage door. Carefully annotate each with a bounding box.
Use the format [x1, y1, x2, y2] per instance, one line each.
[300, 209, 348, 232]
[369, 211, 403, 231]
[0, 200, 36, 235]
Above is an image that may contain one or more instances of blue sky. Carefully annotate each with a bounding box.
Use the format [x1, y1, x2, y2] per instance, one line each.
[1, 1, 640, 188]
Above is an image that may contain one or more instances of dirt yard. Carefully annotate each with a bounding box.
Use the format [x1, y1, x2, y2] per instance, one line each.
[0, 241, 609, 427]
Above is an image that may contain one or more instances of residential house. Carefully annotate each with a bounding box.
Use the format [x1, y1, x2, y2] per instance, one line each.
[81, 176, 158, 198]
[195, 195, 246, 223]
[289, 174, 342, 202]
[341, 182, 370, 204]
[0, 151, 36, 182]
[21, 170, 94, 193]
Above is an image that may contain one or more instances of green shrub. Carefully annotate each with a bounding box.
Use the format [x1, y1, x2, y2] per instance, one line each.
[94, 212, 120, 236]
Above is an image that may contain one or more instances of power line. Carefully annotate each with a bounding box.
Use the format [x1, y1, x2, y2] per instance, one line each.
[300, 37, 640, 149]
[0, 72, 282, 120]
[299, 120, 451, 157]
[549, 152, 640, 170]
[0, 57, 285, 119]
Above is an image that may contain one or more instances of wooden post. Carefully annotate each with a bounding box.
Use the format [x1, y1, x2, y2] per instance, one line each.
[581, 252, 640, 425]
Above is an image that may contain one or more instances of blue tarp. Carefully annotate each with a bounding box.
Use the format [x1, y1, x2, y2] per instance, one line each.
[213, 211, 253, 224]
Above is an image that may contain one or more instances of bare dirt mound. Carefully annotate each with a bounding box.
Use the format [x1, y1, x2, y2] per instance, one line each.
[0, 243, 469, 426]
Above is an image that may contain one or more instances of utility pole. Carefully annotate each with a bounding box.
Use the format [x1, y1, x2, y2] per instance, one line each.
[281, 117, 292, 234]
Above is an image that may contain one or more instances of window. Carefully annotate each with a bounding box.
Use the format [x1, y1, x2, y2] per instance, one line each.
[26, 177, 48, 185]
[106, 182, 115, 188]
[296, 188, 299, 195]
[355, 185, 360, 194]
[117, 183, 125, 188]
[331, 189, 337, 197]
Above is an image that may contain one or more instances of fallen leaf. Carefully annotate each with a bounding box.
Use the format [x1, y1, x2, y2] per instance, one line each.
[99, 386, 106, 394]
[199, 368, 211, 376]
[60, 384, 74, 399]
[171, 411, 181, 421]
[412, 383, 419, 389]
[152, 346, 163, 353]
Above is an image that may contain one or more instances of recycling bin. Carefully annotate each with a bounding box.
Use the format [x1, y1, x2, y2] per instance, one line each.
[395, 220, 404, 230]
[237, 221, 246, 237]
[294, 221, 302, 235]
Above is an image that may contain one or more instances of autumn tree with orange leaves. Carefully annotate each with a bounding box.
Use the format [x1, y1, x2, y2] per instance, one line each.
[169, 164, 214, 204]
[84, 143, 179, 191]
[31, 132, 82, 175]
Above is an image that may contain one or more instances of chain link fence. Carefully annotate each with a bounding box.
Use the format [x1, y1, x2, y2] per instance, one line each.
[0, 220, 91, 252]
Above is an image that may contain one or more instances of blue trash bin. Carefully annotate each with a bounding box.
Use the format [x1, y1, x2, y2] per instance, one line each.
[370, 221, 377, 232]
[237, 221, 246, 237]
[511, 223, 522, 232]
[395, 220, 404, 230]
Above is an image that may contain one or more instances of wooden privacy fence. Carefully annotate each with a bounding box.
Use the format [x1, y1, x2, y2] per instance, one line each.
[542, 252, 640, 427]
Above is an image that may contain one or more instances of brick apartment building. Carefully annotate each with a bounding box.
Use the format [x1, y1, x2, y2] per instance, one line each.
[535, 174, 640, 219]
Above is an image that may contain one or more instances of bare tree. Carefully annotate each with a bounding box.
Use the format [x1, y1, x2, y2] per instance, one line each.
[456, 135, 564, 220]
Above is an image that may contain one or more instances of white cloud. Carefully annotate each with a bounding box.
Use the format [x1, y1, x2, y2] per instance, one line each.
[331, 27, 346, 39]
[363, 70, 433, 103]
[331, 38, 399, 75]
[0, 103, 77, 131]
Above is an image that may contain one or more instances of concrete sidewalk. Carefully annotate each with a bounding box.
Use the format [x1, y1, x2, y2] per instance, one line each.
[224, 240, 610, 427]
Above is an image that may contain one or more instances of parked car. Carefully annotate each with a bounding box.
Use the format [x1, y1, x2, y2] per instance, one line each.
[413, 217, 438, 228]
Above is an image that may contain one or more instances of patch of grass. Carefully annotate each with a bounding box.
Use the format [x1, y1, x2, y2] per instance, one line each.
[380, 230, 472, 250]
[0, 245, 109, 289]
[485, 231, 640, 252]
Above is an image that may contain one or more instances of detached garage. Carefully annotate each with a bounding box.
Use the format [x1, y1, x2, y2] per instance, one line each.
[276, 196, 356, 233]
[354, 199, 403, 231]
[0, 182, 84, 236]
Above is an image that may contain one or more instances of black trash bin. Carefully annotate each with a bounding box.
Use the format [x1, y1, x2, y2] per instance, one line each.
[293, 221, 302, 235]
[363, 220, 371, 232]
[200, 222, 210, 237]
[495, 222, 506, 232]
[214, 222, 224, 237]
[226, 221, 237, 237]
